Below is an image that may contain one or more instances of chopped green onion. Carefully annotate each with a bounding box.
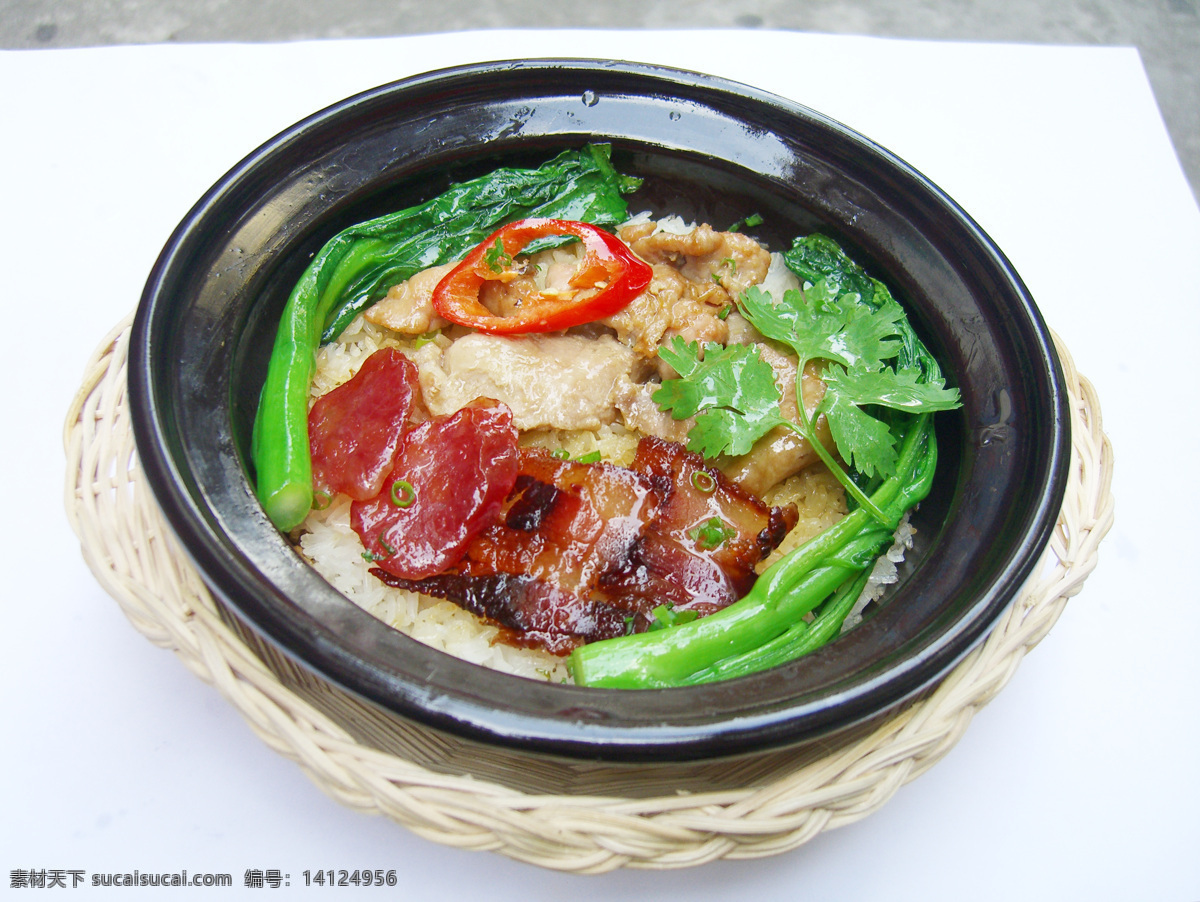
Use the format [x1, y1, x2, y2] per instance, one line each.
[389, 479, 416, 508]
[413, 329, 441, 349]
[311, 490, 332, 511]
[727, 212, 763, 232]
[690, 470, 717, 493]
[687, 516, 735, 550]
[647, 603, 700, 631]
[483, 237, 513, 273]
[553, 448, 601, 463]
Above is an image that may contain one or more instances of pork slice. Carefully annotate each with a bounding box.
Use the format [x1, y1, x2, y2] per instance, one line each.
[416, 332, 638, 431]
[618, 221, 772, 297]
[719, 346, 835, 495]
[597, 437, 798, 616]
[381, 448, 661, 653]
[363, 263, 455, 334]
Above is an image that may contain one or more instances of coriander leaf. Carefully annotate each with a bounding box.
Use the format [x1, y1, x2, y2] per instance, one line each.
[782, 237, 947, 379]
[818, 364, 960, 478]
[482, 237, 513, 273]
[823, 364, 962, 413]
[737, 285, 805, 344]
[824, 292, 904, 369]
[739, 283, 902, 371]
[653, 338, 785, 457]
[819, 386, 899, 479]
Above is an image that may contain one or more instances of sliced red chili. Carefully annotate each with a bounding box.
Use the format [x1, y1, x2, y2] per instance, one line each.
[430, 218, 652, 334]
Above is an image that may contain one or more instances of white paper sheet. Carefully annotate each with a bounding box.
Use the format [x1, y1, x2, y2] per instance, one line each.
[3, 30, 1197, 901]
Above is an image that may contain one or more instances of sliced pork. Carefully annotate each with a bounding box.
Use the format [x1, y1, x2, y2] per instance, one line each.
[377, 439, 798, 654]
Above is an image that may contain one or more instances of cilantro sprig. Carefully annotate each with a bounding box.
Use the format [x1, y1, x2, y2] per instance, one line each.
[652, 243, 960, 526]
[654, 340, 788, 458]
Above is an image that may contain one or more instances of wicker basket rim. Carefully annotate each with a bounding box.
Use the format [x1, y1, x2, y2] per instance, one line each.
[64, 316, 1114, 872]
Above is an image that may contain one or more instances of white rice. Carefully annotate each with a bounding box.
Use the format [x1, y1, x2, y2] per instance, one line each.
[844, 512, 916, 632]
[760, 251, 802, 299]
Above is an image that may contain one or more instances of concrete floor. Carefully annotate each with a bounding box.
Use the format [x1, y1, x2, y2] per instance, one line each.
[4, 0, 1197, 200]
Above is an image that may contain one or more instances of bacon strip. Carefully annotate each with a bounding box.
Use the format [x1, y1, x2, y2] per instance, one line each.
[382, 439, 798, 654]
[369, 570, 631, 655]
[597, 436, 798, 617]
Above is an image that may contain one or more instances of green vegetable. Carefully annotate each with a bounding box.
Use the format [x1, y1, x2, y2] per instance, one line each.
[569, 234, 960, 688]
[252, 145, 640, 531]
[679, 565, 873, 685]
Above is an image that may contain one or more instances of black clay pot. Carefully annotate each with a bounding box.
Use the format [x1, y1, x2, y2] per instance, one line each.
[129, 60, 1070, 762]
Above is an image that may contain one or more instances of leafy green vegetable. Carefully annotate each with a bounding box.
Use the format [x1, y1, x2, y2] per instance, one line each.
[252, 144, 640, 531]
[783, 234, 875, 300]
[678, 565, 873, 685]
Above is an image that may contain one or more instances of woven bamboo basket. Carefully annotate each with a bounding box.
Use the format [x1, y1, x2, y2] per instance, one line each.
[64, 315, 1113, 872]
